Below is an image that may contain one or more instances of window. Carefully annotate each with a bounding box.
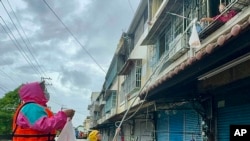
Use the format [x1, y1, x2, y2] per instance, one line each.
[134, 7, 148, 46]
[135, 60, 142, 88]
[149, 45, 158, 68]
[159, 33, 166, 58]
[120, 60, 142, 103]
[104, 92, 116, 113]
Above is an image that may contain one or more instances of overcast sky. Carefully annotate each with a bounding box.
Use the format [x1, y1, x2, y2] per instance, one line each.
[0, 0, 140, 127]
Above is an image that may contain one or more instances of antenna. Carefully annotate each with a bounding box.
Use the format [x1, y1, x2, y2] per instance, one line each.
[41, 77, 52, 86]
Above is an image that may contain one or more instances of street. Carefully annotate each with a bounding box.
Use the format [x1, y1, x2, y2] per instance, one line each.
[55, 137, 87, 141]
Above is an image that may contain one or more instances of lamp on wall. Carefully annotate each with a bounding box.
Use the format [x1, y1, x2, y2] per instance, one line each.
[198, 53, 250, 80]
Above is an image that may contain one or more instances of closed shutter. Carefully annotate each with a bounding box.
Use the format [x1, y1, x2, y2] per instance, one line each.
[156, 110, 203, 141]
[169, 110, 184, 141]
[156, 111, 169, 141]
[217, 104, 250, 141]
[184, 110, 203, 141]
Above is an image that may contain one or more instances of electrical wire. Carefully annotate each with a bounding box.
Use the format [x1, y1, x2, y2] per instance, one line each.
[127, 0, 135, 14]
[0, 85, 9, 93]
[42, 0, 106, 74]
[0, 0, 45, 77]
[5, 0, 49, 78]
[46, 84, 86, 117]
[0, 0, 85, 124]
[0, 69, 18, 86]
[0, 17, 41, 76]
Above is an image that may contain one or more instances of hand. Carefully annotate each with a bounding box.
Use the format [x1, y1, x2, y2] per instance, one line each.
[200, 18, 206, 22]
[63, 109, 75, 119]
[116, 128, 120, 134]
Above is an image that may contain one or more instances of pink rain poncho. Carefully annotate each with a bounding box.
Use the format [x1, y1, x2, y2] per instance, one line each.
[16, 81, 67, 132]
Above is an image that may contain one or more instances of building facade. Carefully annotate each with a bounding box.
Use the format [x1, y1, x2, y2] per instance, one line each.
[88, 0, 250, 141]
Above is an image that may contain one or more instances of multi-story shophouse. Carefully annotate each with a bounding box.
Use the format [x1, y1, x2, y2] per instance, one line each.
[88, 92, 101, 130]
[139, 0, 250, 141]
[88, 1, 156, 141]
[88, 0, 250, 141]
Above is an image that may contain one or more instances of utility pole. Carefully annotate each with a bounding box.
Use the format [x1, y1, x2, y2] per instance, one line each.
[41, 77, 52, 86]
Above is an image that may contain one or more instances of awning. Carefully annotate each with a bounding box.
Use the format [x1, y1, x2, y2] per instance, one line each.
[118, 58, 142, 75]
[103, 90, 116, 100]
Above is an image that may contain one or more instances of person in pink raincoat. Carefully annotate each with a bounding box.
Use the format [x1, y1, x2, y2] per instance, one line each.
[12, 81, 75, 141]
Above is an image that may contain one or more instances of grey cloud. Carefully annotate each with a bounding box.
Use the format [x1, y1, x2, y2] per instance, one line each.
[0, 0, 140, 126]
[60, 67, 92, 88]
[0, 57, 14, 66]
[13, 0, 138, 69]
[17, 64, 42, 75]
[18, 0, 73, 42]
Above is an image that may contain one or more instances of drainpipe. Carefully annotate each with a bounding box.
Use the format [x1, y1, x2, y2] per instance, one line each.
[148, 0, 151, 22]
[207, 0, 210, 17]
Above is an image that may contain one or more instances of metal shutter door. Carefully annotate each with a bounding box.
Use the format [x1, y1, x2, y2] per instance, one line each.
[184, 110, 203, 141]
[156, 111, 169, 141]
[169, 110, 184, 141]
[217, 104, 250, 141]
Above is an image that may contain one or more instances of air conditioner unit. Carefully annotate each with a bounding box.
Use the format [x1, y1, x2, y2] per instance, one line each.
[168, 34, 189, 61]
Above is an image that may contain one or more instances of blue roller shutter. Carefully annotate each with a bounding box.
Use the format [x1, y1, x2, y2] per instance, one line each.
[156, 111, 169, 141]
[217, 104, 250, 141]
[169, 110, 184, 141]
[156, 110, 203, 141]
[184, 110, 203, 141]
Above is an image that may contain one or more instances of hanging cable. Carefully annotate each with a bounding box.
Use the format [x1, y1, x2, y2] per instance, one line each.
[127, 0, 135, 14]
[0, 0, 45, 77]
[0, 69, 18, 86]
[0, 18, 41, 76]
[42, 0, 106, 74]
[0, 84, 9, 93]
[5, 0, 49, 77]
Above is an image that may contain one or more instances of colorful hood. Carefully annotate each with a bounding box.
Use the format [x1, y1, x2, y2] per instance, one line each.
[19, 82, 48, 106]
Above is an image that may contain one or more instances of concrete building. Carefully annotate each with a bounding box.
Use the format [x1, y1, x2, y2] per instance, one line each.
[88, 0, 250, 141]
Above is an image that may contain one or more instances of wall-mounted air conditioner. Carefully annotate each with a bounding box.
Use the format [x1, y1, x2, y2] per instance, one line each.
[168, 34, 189, 61]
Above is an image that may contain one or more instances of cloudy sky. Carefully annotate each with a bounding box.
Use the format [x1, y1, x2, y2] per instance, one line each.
[0, 0, 140, 127]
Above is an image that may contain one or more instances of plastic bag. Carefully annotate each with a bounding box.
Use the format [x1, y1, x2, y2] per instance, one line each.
[189, 22, 201, 48]
[57, 119, 77, 141]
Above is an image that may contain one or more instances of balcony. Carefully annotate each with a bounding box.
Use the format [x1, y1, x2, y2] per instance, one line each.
[93, 104, 100, 112]
[199, 0, 249, 40]
[141, 0, 183, 45]
[87, 104, 91, 110]
[105, 113, 111, 120]
[99, 100, 106, 108]
[110, 108, 116, 116]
